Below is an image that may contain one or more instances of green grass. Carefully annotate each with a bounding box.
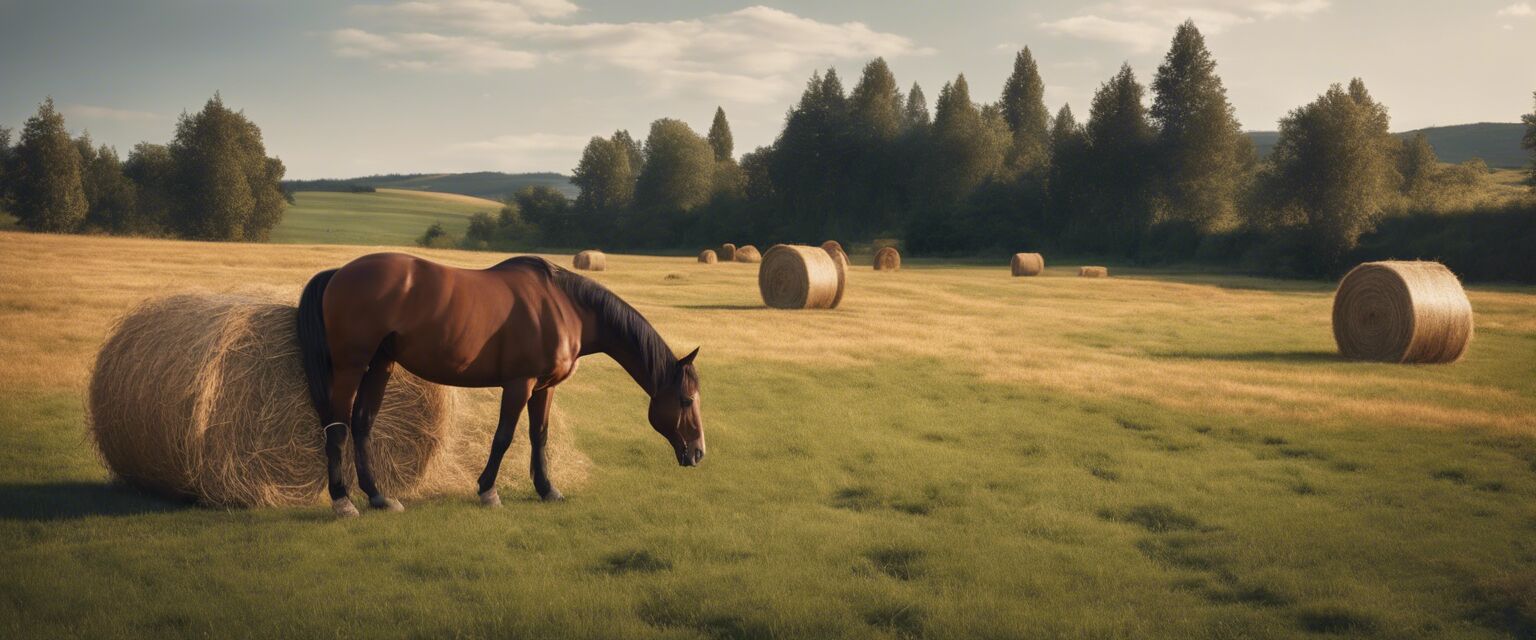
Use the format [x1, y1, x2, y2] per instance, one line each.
[269, 190, 501, 246]
[1, 233, 1534, 639]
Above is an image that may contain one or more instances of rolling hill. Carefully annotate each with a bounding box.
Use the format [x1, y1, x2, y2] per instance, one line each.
[269, 188, 502, 246]
[283, 171, 577, 201]
[1247, 122, 1528, 168]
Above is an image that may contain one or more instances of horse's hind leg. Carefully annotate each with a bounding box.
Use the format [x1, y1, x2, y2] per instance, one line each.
[352, 348, 401, 512]
[326, 364, 366, 518]
[527, 388, 561, 501]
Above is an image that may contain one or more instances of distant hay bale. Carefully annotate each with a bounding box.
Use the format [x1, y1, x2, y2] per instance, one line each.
[821, 240, 849, 267]
[1332, 261, 1473, 364]
[873, 246, 901, 271]
[86, 293, 585, 508]
[573, 250, 607, 271]
[698, 249, 718, 264]
[1011, 253, 1044, 276]
[1079, 266, 1108, 278]
[759, 244, 846, 309]
[734, 245, 762, 263]
[718, 243, 737, 262]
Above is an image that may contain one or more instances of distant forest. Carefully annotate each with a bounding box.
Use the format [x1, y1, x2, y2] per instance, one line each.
[438, 20, 1536, 280]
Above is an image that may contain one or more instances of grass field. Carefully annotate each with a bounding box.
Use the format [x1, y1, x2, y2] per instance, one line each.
[1, 231, 1534, 639]
[269, 189, 502, 246]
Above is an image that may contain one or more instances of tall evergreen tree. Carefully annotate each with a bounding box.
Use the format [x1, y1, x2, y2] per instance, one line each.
[167, 94, 286, 241]
[634, 118, 715, 213]
[1080, 63, 1156, 253]
[903, 83, 930, 129]
[1150, 21, 1247, 235]
[928, 75, 1004, 202]
[769, 69, 852, 238]
[707, 107, 734, 162]
[1265, 79, 1399, 271]
[11, 98, 87, 232]
[571, 135, 635, 227]
[0, 127, 13, 214]
[849, 58, 904, 141]
[999, 47, 1051, 171]
[1522, 91, 1536, 188]
[1047, 104, 1088, 236]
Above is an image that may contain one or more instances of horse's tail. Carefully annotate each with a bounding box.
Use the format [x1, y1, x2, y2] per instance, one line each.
[297, 268, 339, 422]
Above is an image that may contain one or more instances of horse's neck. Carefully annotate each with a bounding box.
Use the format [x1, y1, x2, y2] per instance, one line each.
[583, 308, 665, 398]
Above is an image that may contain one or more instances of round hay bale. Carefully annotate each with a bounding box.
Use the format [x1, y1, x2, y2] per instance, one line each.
[821, 240, 849, 268]
[758, 244, 846, 309]
[573, 250, 607, 271]
[873, 246, 901, 271]
[1332, 261, 1473, 364]
[87, 294, 457, 507]
[698, 249, 718, 264]
[718, 243, 737, 262]
[1011, 253, 1045, 276]
[1079, 266, 1108, 278]
[734, 245, 762, 263]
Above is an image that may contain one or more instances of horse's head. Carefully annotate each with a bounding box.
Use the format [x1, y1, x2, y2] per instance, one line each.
[649, 347, 704, 467]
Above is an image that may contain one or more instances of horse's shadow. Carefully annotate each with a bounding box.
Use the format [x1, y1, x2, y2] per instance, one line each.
[0, 481, 188, 521]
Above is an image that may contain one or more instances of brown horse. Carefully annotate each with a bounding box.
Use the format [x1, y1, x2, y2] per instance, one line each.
[296, 253, 704, 517]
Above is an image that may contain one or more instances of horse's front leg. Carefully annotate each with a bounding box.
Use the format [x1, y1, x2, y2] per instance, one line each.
[527, 387, 561, 501]
[477, 378, 535, 507]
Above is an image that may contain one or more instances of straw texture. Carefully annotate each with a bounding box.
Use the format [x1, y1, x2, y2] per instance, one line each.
[1079, 266, 1109, 278]
[873, 246, 901, 271]
[759, 244, 846, 309]
[573, 250, 607, 271]
[1332, 261, 1474, 364]
[1011, 253, 1045, 276]
[734, 245, 762, 263]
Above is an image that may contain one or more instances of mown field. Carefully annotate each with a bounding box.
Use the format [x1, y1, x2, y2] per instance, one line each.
[1, 231, 1534, 639]
[269, 188, 502, 246]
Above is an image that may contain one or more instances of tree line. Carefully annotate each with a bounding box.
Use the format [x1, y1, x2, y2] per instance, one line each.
[0, 95, 286, 241]
[453, 20, 1535, 277]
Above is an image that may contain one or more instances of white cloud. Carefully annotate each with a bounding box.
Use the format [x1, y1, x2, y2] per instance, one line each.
[62, 104, 162, 122]
[331, 2, 931, 101]
[1497, 3, 1533, 17]
[447, 132, 589, 153]
[1043, 0, 1330, 51]
[438, 132, 591, 172]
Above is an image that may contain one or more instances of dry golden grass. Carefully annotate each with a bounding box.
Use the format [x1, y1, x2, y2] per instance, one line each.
[1, 231, 1532, 441]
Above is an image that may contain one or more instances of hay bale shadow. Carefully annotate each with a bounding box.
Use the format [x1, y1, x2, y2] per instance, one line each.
[0, 481, 189, 521]
[1151, 350, 1340, 363]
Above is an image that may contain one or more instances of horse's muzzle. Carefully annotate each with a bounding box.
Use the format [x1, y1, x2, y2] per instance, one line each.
[676, 442, 705, 467]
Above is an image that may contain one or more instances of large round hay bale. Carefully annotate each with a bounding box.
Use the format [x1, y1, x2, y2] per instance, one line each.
[698, 249, 718, 264]
[718, 243, 737, 262]
[873, 246, 901, 271]
[573, 250, 607, 271]
[1079, 266, 1108, 278]
[1332, 261, 1473, 364]
[821, 240, 849, 268]
[87, 294, 458, 507]
[759, 244, 846, 309]
[734, 245, 762, 263]
[1011, 253, 1044, 276]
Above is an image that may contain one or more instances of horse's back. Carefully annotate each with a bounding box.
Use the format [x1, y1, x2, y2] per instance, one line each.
[323, 253, 581, 387]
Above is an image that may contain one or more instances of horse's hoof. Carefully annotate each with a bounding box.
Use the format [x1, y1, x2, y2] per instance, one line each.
[332, 498, 360, 518]
[369, 496, 405, 512]
[540, 489, 565, 502]
[479, 488, 502, 508]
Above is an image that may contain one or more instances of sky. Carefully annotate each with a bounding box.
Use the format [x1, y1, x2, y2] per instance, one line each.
[1, 0, 1532, 179]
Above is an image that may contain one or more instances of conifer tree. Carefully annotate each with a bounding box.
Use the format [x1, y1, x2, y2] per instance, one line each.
[927, 74, 1005, 204]
[1081, 64, 1155, 253]
[849, 58, 904, 142]
[612, 129, 645, 175]
[999, 47, 1051, 170]
[11, 98, 87, 232]
[1150, 21, 1247, 234]
[707, 107, 734, 162]
[0, 127, 13, 214]
[1047, 104, 1088, 235]
[903, 83, 930, 129]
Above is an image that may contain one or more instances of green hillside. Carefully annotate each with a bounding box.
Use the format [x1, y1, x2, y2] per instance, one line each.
[269, 189, 501, 246]
[1248, 122, 1528, 167]
[283, 171, 576, 200]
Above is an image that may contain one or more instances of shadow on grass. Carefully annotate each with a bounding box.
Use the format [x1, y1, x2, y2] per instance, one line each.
[675, 304, 763, 311]
[1152, 349, 1340, 363]
[0, 481, 188, 521]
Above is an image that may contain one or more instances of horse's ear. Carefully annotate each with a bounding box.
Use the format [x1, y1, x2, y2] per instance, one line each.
[678, 347, 699, 367]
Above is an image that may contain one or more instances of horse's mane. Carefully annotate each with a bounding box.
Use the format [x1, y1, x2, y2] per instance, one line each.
[491, 256, 677, 392]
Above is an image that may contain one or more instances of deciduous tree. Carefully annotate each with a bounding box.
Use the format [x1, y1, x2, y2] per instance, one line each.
[11, 98, 87, 232]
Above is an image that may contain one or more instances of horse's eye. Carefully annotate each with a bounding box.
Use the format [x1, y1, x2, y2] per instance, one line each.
[679, 396, 694, 407]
